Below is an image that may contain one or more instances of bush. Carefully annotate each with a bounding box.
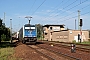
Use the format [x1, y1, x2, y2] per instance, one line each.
[1, 34, 10, 41]
[1, 34, 6, 41]
[72, 40, 76, 43]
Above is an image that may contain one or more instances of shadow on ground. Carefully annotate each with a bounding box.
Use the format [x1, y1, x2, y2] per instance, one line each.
[0, 42, 16, 48]
[25, 41, 44, 45]
[36, 42, 44, 44]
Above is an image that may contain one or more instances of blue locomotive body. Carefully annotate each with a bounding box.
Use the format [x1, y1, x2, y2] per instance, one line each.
[19, 24, 37, 44]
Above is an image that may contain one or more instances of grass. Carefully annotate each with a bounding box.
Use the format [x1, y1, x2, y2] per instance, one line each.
[0, 47, 14, 60]
[72, 40, 90, 45]
[0, 41, 21, 60]
[0, 42, 13, 48]
[80, 41, 90, 44]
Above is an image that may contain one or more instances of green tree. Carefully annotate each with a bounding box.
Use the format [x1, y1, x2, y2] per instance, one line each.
[0, 19, 10, 43]
[0, 19, 2, 43]
[1, 34, 6, 41]
[36, 24, 43, 39]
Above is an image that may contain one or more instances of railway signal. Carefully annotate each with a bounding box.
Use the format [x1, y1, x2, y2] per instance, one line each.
[80, 19, 82, 26]
[79, 19, 83, 43]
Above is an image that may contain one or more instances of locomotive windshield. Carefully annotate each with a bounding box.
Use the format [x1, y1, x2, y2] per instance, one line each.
[24, 26, 36, 37]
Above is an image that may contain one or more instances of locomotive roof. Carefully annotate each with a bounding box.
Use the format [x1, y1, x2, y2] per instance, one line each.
[24, 24, 35, 27]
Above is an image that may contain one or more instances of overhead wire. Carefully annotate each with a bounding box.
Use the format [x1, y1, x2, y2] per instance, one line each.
[40, 0, 65, 20]
[48, 0, 68, 16]
[24, 0, 37, 26]
[27, 0, 37, 15]
[45, 0, 88, 22]
[59, 4, 90, 22]
[40, 0, 69, 25]
[31, 0, 46, 16]
[55, 0, 88, 17]
[60, 10, 90, 22]
[56, 0, 78, 14]
[57, 3, 90, 20]
[44, 0, 78, 21]
[26, 0, 89, 25]
[81, 11, 90, 16]
[59, 0, 89, 22]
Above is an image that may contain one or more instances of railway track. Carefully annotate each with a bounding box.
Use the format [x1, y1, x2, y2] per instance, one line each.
[54, 44, 90, 53]
[28, 45, 55, 60]
[40, 41, 90, 53]
[37, 43, 90, 60]
[28, 44, 80, 60]
[14, 40, 90, 60]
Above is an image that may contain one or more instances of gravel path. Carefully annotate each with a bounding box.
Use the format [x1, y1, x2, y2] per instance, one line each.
[12, 44, 49, 60]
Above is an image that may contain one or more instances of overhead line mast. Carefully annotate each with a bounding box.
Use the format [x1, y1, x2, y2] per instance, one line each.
[4, 12, 5, 23]
[78, 10, 80, 30]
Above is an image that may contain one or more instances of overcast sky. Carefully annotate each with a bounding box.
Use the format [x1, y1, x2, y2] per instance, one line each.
[0, 0, 90, 32]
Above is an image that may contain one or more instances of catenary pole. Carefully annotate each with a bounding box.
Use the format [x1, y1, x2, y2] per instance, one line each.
[78, 10, 80, 30]
[10, 19, 12, 43]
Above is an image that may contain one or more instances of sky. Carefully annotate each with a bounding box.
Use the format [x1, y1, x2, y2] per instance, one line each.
[0, 0, 90, 32]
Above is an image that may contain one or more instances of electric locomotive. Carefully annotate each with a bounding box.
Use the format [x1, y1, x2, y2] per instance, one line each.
[19, 24, 37, 44]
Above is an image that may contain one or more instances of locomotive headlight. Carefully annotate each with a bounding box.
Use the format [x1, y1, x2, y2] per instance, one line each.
[33, 36, 36, 37]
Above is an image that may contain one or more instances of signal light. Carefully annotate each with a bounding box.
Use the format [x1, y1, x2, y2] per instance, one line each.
[80, 19, 82, 26]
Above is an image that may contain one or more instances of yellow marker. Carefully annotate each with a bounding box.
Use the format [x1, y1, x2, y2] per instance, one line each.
[51, 44, 53, 46]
